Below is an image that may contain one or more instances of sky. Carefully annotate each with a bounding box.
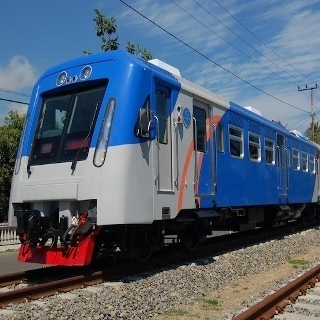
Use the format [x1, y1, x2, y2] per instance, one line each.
[1, 0, 320, 135]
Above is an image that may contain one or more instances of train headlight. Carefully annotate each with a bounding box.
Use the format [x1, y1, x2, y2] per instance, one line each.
[94, 98, 116, 167]
[80, 65, 92, 80]
[15, 114, 29, 175]
[56, 71, 67, 86]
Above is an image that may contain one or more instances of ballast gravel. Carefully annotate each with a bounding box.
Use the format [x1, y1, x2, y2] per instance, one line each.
[2, 228, 320, 320]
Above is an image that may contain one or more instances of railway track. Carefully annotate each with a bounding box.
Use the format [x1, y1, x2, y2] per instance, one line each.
[233, 263, 320, 320]
[0, 223, 315, 309]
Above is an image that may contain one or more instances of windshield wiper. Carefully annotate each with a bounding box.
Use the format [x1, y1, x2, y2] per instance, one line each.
[71, 102, 99, 174]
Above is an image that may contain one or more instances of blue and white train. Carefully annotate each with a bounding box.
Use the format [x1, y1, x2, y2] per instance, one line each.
[8, 50, 320, 265]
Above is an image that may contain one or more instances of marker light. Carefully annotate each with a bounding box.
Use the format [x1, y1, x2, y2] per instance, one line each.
[80, 65, 92, 80]
[94, 98, 116, 167]
[56, 71, 67, 86]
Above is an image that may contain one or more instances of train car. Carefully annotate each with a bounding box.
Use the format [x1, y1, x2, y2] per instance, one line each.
[8, 50, 320, 266]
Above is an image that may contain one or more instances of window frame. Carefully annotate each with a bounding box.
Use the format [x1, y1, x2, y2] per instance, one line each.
[248, 132, 261, 162]
[264, 138, 275, 165]
[193, 106, 207, 153]
[292, 148, 300, 170]
[229, 125, 244, 159]
[310, 154, 316, 174]
[301, 151, 308, 172]
[217, 122, 224, 153]
[156, 89, 169, 145]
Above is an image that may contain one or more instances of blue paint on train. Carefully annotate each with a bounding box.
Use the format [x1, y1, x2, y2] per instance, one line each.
[197, 101, 318, 209]
[21, 51, 181, 158]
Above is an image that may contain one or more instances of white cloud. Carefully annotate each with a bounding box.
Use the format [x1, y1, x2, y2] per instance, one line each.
[0, 55, 37, 123]
[0, 55, 37, 91]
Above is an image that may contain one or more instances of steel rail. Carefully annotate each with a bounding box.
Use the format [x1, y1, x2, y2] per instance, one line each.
[0, 271, 105, 307]
[0, 272, 27, 287]
[0, 223, 316, 309]
[233, 263, 320, 320]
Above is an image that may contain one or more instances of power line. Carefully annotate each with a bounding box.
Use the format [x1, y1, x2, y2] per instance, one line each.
[288, 113, 311, 129]
[0, 88, 31, 97]
[213, 0, 316, 84]
[298, 84, 317, 140]
[170, 0, 299, 87]
[0, 97, 29, 105]
[192, 0, 304, 86]
[294, 115, 312, 132]
[118, 0, 310, 115]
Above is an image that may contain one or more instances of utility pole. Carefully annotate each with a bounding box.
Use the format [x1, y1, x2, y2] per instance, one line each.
[298, 84, 318, 141]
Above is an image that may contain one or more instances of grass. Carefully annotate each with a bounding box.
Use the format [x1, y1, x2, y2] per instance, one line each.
[288, 258, 309, 268]
[196, 297, 220, 311]
[165, 308, 190, 317]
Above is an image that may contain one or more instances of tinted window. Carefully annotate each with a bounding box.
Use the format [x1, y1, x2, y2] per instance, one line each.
[30, 85, 106, 165]
[156, 89, 168, 144]
[229, 126, 243, 158]
[310, 154, 315, 174]
[265, 138, 275, 165]
[249, 133, 261, 161]
[293, 148, 300, 170]
[301, 152, 308, 172]
[193, 107, 206, 153]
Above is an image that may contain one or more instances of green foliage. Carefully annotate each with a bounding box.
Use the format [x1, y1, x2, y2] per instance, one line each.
[0, 111, 25, 222]
[305, 121, 320, 144]
[93, 9, 152, 61]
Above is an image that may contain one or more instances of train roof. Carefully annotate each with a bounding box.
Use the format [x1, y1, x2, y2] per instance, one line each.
[230, 101, 317, 148]
[38, 50, 317, 149]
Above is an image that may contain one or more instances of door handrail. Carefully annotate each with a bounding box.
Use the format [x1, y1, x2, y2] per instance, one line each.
[153, 115, 160, 186]
[193, 116, 198, 185]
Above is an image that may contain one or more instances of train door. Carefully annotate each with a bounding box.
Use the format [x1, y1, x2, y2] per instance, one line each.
[154, 84, 173, 193]
[193, 101, 215, 198]
[276, 133, 288, 198]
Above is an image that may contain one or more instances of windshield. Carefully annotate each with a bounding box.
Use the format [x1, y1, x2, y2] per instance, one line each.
[30, 85, 106, 165]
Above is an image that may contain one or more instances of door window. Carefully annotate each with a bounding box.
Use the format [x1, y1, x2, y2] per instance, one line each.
[193, 107, 206, 153]
[156, 89, 168, 144]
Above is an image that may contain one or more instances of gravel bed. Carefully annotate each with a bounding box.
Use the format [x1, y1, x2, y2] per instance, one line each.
[1, 228, 320, 320]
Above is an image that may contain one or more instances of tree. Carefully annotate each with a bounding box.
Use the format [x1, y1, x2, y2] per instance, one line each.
[0, 111, 25, 222]
[305, 121, 320, 144]
[92, 9, 153, 61]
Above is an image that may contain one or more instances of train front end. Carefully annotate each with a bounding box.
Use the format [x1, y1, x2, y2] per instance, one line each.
[8, 51, 133, 266]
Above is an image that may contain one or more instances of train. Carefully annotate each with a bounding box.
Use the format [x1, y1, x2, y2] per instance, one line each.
[8, 50, 320, 266]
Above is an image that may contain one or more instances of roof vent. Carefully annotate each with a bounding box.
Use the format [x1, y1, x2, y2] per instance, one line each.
[148, 59, 181, 77]
[290, 130, 303, 137]
[244, 106, 261, 116]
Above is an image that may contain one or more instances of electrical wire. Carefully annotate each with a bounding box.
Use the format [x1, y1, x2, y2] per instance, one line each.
[292, 116, 312, 131]
[288, 114, 311, 129]
[170, 0, 299, 87]
[0, 88, 31, 97]
[192, 0, 304, 85]
[213, 0, 316, 84]
[118, 0, 310, 115]
[0, 97, 29, 105]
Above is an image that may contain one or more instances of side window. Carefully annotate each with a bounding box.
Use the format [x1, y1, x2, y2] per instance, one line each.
[249, 133, 261, 162]
[301, 152, 308, 172]
[229, 125, 243, 158]
[193, 107, 206, 152]
[310, 154, 316, 174]
[287, 147, 291, 167]
[265, 138, 275, 165]
[217, 122, 224, 153]
[292, 148, 300, 170]
[156, 89, 168, 144]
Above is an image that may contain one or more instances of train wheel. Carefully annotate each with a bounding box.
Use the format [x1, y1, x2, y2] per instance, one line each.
[134, 235, 152, 263]
[180, 227, 200, 252]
